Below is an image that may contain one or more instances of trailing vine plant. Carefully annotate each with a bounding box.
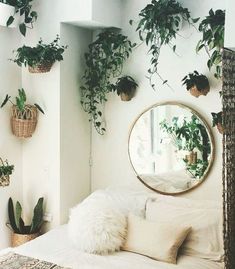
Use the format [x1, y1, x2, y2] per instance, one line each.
[80, 28, 136, 135]
[0, 0, 37, 36]
[196, 9, 225, 79]
[130, 0, 199, 90]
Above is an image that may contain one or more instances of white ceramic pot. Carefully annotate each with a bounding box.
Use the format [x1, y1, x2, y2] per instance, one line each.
[0, 2, 18, 28]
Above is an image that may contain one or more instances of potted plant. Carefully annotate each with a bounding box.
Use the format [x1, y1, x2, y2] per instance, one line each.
[80, 28, 135, 135]
[211, 111, 223, 134]
[11, 36, 67, 73]
[131, 0, 199, 89]
[114, 76, 138, 101]
[196, 9, 225, 79]
[7, 197, 44, 247]
[182, 71, 210, 97]
[0, 158, 14, 187]
[1, 88, 44, 138]
[0, 0, 37, 36]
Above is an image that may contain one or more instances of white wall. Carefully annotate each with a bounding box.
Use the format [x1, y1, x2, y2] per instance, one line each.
[0, 26, 22, 248]
[91, 0, 224, 202]
[225, 0, 235, 49]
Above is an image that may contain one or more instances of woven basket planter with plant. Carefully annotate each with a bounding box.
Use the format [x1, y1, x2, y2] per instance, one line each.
[7, 197, 44, 247]
[182, 71, 210, 97]
[114, 76, 138, 101]
[11, 35, 67, 74]
[0, 158, 14, 187]
[1, 88, 44, 138]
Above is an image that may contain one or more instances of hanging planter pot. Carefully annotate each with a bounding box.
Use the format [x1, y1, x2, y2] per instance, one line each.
[0, 158, 14, 187]
[11, 36, 68, 74]
[212, 112, 224, 134]
[114, 76, 138, 102]
[182, 71, 210, 97]
[1, 88, 44, 138]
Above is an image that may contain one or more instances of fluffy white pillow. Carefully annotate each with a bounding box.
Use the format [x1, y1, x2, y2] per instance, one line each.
[68, 194, 127, 255]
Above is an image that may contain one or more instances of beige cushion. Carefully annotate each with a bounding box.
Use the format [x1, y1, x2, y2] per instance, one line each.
[122, 214, 191, 264]
[146, 198, 223, 262]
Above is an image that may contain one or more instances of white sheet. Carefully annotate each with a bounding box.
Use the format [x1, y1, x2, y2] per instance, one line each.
[0, 225, 224, 269]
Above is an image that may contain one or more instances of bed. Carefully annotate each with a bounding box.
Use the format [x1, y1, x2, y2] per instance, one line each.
[0, 188, 224, 269]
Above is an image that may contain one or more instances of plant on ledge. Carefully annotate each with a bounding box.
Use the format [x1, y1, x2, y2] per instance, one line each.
[131, 0, 199, 89]
[182, 71, 210, 97]
[80, 28, 136, 135]
[0, 158, 14, 187]
[113, 76, 138, 101]
[211, 111, 223, 134]
[11, 36, 68, 73]
[8, 197, 44, 247]
[1, 88, 44, 138]
[196, 9, 225, 79]
[0, 0, 37, 36]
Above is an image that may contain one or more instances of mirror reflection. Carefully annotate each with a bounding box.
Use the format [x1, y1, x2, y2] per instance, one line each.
[129, 103, 214, 194]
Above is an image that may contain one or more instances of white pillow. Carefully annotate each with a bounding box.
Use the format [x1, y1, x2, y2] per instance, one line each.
[122, 214, 191, 264]
[68, 194, 127, 255]
[146, 198, 223, 262]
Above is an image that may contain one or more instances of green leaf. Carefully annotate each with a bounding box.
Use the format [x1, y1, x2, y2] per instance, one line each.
[30, 197, 44, 233]
[6, 16, 14, 27]
[34, 103, 45, 114]
[19, 23, 26, 36]
[129, 19, 133, 25]
[15, 201, 22, 230]
[1, 95, 11, 108]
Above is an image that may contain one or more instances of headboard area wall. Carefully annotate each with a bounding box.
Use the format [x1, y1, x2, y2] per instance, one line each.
[90, 0, 225, 202]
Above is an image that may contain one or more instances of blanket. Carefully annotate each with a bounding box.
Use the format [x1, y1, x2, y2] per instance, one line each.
[0, 252, 70, 269]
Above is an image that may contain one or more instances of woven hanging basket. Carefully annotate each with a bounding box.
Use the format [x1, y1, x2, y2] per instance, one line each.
[189, 85, 210, 97]
[11, 232, 39, 247]
[120, 88, 136, 101]
[28, 62, 53, 73]
[11, 105, 38, 138]
[0, 158, 10, 187]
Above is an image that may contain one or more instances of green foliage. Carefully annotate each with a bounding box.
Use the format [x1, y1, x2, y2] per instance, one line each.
[8, 197, 44, 234]
[114, 76, 138, 95]
[182, 71, 209, 91]
[11, 36, 67, 68]
[0, 0, 38, 36]
[211, 111, 223, 127]
[184, 159, 208, 179]
[196, 9, 225, 79]
[80, 28, 135, 135]
[1, 88, 44, 116]
[133, 0, 199, 89]
[0, 159, 14, 177]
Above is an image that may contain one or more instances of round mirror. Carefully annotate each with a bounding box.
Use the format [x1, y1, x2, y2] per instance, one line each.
[128, 102, 215, 195]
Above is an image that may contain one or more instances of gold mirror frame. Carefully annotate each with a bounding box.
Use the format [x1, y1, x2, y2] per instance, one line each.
[128, 101, 215, 195]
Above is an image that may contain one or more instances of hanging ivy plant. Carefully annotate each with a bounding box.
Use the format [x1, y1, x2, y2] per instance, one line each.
[0, 0, 37, 36]
[130, 0, 199, 89]
[80, 28, 136, 135]
[196, 9, 225, 79]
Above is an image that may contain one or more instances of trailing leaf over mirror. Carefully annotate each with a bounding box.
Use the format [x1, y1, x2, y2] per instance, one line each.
[196, 9, 225, 79]
[131, 0, 199, 89]
[80, 28, 136, 135]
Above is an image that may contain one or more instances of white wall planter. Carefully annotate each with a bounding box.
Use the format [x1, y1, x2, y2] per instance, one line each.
[0, 2, 18, 28]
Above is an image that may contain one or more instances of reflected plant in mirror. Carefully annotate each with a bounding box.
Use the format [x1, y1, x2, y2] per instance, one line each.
[129, 103, 214, 195]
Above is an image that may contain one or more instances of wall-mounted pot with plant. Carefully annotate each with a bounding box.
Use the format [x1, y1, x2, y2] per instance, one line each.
[11, 36, 67, 73]
[0, 158, 14, 187]
[1, 88, 44, 138]
[7, 197, 44, 247]
[131, 0, 199, 89]
[114, 76, 138, 101]
[211, 111, 223, 134]
[196, 9, 225, 79]
[182, 71, 210, 97]
[0, 0, 37, 36]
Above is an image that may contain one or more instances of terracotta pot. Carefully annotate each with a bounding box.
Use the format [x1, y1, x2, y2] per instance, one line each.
[28, 62, 53, 73]
[185, 151, 197, 165]
[11, 232, 39, 247]
[189, 85, 210, 98]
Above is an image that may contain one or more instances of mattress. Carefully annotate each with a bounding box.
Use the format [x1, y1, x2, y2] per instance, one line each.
[0, 225, 224, 269]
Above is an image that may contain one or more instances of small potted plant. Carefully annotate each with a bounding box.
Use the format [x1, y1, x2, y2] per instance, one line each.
[1, 88, 44, 138]
[211, 111, 223, 134]
[0, 158, 14, 187]
[182, 71, 210, 97]
[114, 76, 138, 101]
[0, 0, 37, 36]
[7, 197, 44, 247]
[11, 36, 67, 73]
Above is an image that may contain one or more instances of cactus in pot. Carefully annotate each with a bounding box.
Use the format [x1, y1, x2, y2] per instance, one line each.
[8, 197, 44, 247]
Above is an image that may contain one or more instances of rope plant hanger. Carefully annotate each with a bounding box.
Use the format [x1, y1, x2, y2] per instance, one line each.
[222, 48, 235, 269]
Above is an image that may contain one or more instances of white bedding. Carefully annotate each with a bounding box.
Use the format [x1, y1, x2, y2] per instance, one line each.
[0, 225, 224, 269]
